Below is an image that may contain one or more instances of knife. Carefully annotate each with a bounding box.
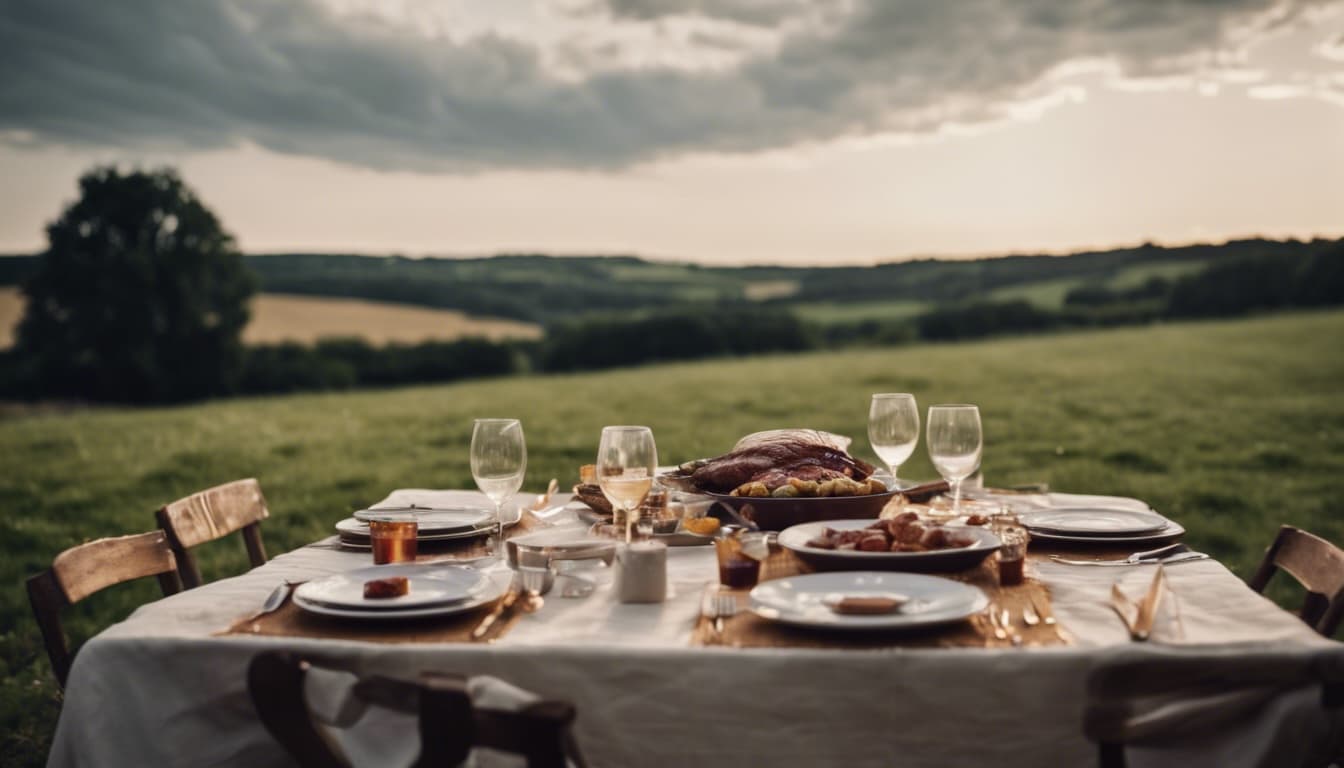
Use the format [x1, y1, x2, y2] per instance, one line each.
[1048, 552, 1208, 567]
[1030, 593, 1058, 627]
[470, 589, 520, 642]
[1131, 566, 1167, 641]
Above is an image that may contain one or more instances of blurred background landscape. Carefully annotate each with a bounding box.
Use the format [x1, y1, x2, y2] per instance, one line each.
[2, 0, 1343, 763]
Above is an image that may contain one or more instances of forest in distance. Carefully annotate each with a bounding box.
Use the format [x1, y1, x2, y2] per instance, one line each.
[2, 235, 1342, 403]
[3, 236, 1341, 327]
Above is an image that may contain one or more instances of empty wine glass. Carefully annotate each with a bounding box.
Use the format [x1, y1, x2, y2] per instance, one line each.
[868, 393, 920, 489]
[471, 418, 527, 560]
[926, 405, 982, 515]
[596, 426, 657, 543]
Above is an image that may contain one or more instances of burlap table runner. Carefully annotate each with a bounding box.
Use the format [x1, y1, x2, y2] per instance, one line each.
[220, 512, 545, 643]
[691, 547, 1073, 649]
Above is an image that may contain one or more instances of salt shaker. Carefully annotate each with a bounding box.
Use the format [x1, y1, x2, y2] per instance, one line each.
[615, 540, 667, 603]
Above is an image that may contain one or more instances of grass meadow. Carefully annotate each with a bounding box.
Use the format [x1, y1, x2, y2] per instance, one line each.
[4, 309, 1344, 763]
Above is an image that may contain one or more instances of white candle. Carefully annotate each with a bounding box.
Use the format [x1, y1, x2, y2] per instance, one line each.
[615, 540, 667, 603]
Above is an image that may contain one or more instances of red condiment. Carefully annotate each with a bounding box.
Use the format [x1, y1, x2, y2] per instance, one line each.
[719, 558, 760, 589]
[998, 555, 1025, 586]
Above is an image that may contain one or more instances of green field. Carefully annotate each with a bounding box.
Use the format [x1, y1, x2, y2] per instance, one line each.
[5, 309, 1344, 763]
[986, 277, 1086, 309]
[791, 299, 930, 325]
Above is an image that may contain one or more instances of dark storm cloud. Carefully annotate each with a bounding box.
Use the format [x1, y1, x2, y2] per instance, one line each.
[0, 0, 1318, 171]
[597, 0, 812, 27]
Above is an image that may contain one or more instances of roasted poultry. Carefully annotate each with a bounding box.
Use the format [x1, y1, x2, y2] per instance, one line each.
[670, 430, 883, 497]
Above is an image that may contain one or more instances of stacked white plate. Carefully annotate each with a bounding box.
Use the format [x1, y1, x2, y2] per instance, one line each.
[293, 563, 505, 620]
[750, 572, 989, 631]
[1016, 496, 1183, 544]
[334, 506, 514, 549]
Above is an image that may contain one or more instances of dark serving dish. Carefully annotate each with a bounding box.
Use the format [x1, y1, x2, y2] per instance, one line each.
[703, 488, 901, 532]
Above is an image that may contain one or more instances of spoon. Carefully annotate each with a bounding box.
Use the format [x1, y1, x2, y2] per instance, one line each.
[247, 580, 301, 622]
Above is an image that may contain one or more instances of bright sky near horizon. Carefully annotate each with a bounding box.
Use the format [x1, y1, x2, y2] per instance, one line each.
[1, 0, 1342, 266]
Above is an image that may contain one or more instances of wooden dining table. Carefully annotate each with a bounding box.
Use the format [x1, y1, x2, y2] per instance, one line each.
[47, 490, 1344, 767]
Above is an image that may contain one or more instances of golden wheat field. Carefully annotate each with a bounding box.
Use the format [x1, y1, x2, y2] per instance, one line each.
[0, 287, 542, 347]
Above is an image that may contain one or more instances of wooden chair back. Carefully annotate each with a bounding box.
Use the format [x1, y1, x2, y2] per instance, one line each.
[156, 478, 269, 589]
[1248, 525, 1344, 636]
[247, 651, 584, 768]
[26, 531, 182, 687]
[1084, 648, 1344, 768]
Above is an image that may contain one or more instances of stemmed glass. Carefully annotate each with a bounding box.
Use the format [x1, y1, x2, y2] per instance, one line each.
[926, 405, 982, 515]
[868, 393, 920, 489]
[471, 418, 527, 560]
[596, 426, 657, 543]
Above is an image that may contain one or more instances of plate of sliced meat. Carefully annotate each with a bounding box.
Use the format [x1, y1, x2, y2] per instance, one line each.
[778, 516, 1000, 573]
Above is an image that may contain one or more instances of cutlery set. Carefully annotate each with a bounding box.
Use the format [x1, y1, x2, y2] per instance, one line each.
[1047, 541, 1208, 568]
[1110, 566, 1169, 641]
[977, 593, 1058, 647]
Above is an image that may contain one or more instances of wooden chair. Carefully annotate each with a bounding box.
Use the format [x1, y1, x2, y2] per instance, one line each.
[26, 531, 182, 687]
[247, 651, 586, 768]
[1248, 525, 1344, 636]
[156, 478, 269, 589]
[1085, 648, 1344, 768]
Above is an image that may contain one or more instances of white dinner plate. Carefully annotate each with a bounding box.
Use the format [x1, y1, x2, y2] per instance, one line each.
[1025, 519, 1186, 546]
[750, 571, 989, 631]
[294, 568, 507, 620]
[334, 518, 493, 542]
[294, 563, 490, 611]
[352, 506, 493, 530]
[778, 519, 1000, 573]
[334, 507, 523, 543]
[1020, 507, 1169, 536]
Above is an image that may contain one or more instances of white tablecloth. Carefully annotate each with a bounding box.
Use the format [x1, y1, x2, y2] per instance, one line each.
[47, 492, 1344, 767]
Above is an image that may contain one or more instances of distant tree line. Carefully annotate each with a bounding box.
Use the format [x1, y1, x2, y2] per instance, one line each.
[3, 166, 1342, 404]
[844, 244, 1344, 343]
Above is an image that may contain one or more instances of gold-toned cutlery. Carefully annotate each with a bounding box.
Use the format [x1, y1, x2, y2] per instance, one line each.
[983, 607, 1007, 642]
[998, 607, 1023, 647]
[1109, 566, 1167, 641]
[471, 589, 521, 642]
[1031, 593, 1057, 627]
[1022, 602, 1041, 627]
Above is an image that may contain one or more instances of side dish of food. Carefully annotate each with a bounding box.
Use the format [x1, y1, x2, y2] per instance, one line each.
[363, 576, 410, 599]
[804, 512, 977, 553]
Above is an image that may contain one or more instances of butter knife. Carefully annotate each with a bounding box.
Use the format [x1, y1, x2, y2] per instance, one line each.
[1131, 566, 1167, 641]
[1049, 552, 1207, 567]
[1030, 593, 1057, 627]
[470, 590, 520, 642]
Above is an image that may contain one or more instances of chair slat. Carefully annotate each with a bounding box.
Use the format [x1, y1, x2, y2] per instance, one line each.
[158, 478, 269, 550]
[1276, 529, 1344, 598]
[28, 531, 181, 688]
[1249, 525, 1344, 636]
[52, 531, 180, 604]
[1084, 647, 1344, 767]
[248, 652, 585, 768]
[157, 478, 270, 588]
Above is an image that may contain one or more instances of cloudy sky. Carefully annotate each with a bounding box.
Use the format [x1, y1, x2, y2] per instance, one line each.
[1, 0, 1341, 265]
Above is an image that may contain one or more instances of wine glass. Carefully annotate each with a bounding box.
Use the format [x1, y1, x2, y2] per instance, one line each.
[868, 393, 920, 489]
[926, 405, 982, 515]
[471, 418, 527, 560]
[596, 426, 657, 543]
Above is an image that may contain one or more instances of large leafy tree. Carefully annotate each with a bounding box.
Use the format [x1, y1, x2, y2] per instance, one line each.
[15, 167, 256, 402]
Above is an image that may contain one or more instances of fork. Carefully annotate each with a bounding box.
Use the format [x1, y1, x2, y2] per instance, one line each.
[998, 608, 1023, 647]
